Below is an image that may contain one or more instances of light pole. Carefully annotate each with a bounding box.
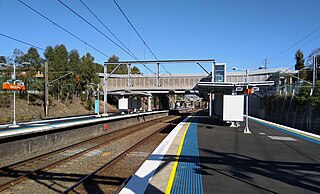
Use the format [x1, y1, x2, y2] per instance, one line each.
[11, 63, 19, 127]
[230, 66, 265, 133]
[244, 69, 250, 133]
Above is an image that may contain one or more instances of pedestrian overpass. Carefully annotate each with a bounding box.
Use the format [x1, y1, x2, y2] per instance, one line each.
[99, 67, 284, 94]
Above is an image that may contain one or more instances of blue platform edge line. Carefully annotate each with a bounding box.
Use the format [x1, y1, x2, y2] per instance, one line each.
[250, 117, 320, 145]
[171, 119, 204, 194]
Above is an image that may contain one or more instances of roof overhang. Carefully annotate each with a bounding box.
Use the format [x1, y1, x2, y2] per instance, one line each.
[197, 81, 274, 93]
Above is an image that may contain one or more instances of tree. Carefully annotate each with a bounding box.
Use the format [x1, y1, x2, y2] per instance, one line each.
[131, 66, 141, 74]
[69, 50, 80, 97]
[295, 49, 305, 70]
[12, 48, 25, 65]
[107, 55, 128, 74]
[20, 47, 44, 94]
[44, 45, 70, 101]
[21, 47, 43, 71]
[0, 56, 6, 63]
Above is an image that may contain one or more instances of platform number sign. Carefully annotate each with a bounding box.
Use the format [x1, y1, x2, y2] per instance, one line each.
[212, 63, 226, 83]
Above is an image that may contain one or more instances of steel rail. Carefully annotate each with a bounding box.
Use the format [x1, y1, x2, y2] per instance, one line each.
[62, 115, 185, 194]
[0, 116, 175, 192]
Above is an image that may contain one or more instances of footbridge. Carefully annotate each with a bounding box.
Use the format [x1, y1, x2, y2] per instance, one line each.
[99, 68, 285, 94]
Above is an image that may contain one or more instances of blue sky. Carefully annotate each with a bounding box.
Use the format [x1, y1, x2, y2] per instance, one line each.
[1, 0, 320, 74]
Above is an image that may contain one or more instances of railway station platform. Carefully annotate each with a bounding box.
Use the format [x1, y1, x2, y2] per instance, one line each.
[120, 110, 320, 194]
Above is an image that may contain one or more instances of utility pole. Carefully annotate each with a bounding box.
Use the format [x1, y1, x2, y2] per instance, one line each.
[128, 64, 131, 87]
[311, 56, 317, 96]
[44, 62, 49, 118]
[103, 63, 108, 116]
[264, 58, 268, 69]
[12, 62, 19, 127]
[157, 62, 160, 87]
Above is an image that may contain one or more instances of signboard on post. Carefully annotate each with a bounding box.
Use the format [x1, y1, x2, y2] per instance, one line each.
[94, 100, 99, 114]
[223, 95, 244, 121]
[2, 83, 26, 90]
[118, 98, 129, 110]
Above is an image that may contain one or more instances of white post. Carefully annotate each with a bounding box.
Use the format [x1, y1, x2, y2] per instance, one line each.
[244, 69, 251, 133]
[148, 95, 152, 111]
[311, 56, 316, 96]
[157, 62, 160, 87]
[12, 62, 19, 127]
[128, 64, 131, 87]
[97, 83, 100, 117]
[209, 92, 212, 117]
[103, 63, 108, 116]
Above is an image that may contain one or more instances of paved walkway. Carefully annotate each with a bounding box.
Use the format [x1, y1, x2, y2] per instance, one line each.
[121, 110, 320, 194]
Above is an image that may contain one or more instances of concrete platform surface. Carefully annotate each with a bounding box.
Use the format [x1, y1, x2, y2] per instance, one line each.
[121, 110, 320, 194]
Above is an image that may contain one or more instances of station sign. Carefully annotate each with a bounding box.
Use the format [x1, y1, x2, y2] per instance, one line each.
[212, 63, 226, 83]
[2, 82, 26, 91]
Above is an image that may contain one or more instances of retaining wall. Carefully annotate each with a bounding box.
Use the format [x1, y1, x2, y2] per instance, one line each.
[0, 111, 168, 168]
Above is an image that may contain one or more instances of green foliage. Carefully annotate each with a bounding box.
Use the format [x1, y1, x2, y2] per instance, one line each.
[0, 56, 6, 63]
[295, 80, 320, 106]
[2, 45, 108, 111]
[12, 48, 24, 65]
[295, 49, 305, 70]
[21, 47, 43, 71]
[131, 66, 141, 74]
[107, 55, 128, 74]
[310, 80, 320, 106]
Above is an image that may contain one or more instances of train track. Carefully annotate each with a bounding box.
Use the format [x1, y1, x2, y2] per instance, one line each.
[0, 114, 188, 193]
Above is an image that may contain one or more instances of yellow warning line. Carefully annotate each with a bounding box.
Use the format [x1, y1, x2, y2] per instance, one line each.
[165, 122, 191, 194]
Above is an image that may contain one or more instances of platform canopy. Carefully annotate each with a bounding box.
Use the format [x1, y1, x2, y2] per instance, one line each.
[197, 81, 274, 94]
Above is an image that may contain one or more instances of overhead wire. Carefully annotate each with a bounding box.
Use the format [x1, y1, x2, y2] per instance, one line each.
[57, 0, 140, 61]
[75, 0, 180, 88]
[78, 0, 156, 78]
[18, 0, 109, 58]
[59, 0, 159, 88]
[268, 16, 320, 64]
[0, 33, 45, 51]
[112, 0, 183, 89]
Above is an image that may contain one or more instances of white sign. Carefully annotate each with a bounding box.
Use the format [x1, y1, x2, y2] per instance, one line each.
[118, 98, 128, 109]
[223, 95, 244, 121]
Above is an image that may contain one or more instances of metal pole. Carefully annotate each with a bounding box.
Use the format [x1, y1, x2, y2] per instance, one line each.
[12, 63, 18, 127]
[209, 92, 212, 117]
[128, 64, 131, 87]
[44, 62, 49, 118]
[311, 56, 316, 96]
[97, 83, 100, 117]
[103, 63, 108, 116]
[244, 69, 251, 133]
[157, 62, 160, 87]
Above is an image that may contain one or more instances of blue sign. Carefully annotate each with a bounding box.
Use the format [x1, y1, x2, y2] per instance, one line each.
[95, 100, 99, 114]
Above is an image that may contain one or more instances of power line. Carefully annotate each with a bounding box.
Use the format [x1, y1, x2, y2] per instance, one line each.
[0, 33, 45, 51]
[18, 0, 109, 58]
[269, 22, 320, 62]
[58, 0, 159, 79]
[112, 0, 183, 88]
[79, 0, 137, 59]
[77, 0, 155, 75]
[57, 0, 139, 60]
[112, 0, 158, 61]
[271, 14, 320, 59]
